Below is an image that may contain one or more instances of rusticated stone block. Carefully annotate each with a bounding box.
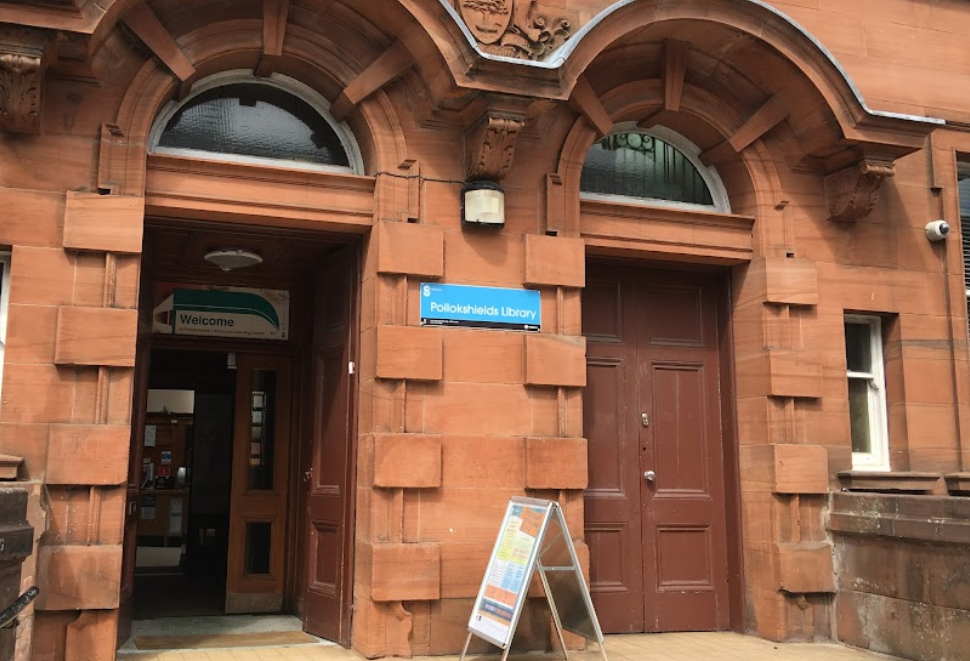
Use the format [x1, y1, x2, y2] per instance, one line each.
[36, 545, 122, 610]
[63, 193, 144, 254]
[524, 235, 585, 288]
[740, 445, 829, 494]
[373, 325, 443, 381]
[739, 257, 818, 307]
[525, 438, 588, 489]
[768, 350, 822, 399]
[375, 221, 443, 278]
[373, 433, 442, 488]
[367, 542, 441, 601]
[525, 334, 586, 387]
[47, 425, 129, 485]
[54, 307, 137, 367]
[777, 541, 834, 594]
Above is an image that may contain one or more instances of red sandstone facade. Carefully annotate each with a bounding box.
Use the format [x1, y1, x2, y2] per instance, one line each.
[0, 1, 969, 660]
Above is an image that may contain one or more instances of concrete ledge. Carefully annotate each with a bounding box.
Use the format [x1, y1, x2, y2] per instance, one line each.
[837, 470, 942, 494]
[829, 492, 970, 544]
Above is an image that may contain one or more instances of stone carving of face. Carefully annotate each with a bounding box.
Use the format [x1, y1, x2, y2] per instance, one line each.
[458, 0, 513, 45]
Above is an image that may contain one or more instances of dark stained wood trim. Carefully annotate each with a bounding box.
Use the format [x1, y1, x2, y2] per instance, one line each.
[339, 242, 362, 647]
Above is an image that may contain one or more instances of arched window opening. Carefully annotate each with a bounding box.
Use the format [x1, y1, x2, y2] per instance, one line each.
[151, 73, 362, 174]
[580, 127, 729, 212]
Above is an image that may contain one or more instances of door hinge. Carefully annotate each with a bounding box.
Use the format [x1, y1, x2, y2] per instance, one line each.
[348, 361, 355, 375]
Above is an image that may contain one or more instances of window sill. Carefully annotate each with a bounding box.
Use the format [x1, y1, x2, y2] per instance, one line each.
[837, 470, 944, 494]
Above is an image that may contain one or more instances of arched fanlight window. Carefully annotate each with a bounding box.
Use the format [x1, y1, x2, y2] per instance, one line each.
[150, 72, 363, 174]
[580, 125, 729, 212]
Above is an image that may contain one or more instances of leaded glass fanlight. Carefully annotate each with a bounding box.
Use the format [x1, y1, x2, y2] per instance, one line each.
[152, 74, 360, 173]
[581, 129, 725, 209]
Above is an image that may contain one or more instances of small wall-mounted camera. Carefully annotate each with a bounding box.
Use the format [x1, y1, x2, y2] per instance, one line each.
[925, 220, 951, 242]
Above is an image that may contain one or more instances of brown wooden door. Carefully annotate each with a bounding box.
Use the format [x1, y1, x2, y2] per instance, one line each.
[118, 337, 151, 646]
[303, 246, 358, 645]
[583, 264, 730, 633]
[225, 353, 292, 613]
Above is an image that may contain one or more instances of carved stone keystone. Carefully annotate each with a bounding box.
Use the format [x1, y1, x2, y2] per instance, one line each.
[824, 157, 895, 221]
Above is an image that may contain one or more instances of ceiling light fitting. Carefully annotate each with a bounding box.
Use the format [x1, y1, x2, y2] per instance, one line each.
[203, 248, 263, 271]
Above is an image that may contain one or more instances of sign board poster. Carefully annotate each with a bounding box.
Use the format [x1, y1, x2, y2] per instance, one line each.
[468, 499, 551, 647]
[420, 283, 541, 332]
[153, 283, 290, 340]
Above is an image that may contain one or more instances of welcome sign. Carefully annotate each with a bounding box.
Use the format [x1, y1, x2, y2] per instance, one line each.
[153, 284, 290, 340]
[420, 283, 540, 332]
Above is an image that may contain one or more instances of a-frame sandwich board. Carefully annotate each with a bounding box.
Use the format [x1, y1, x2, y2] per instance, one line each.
[460, 497, 609, 661]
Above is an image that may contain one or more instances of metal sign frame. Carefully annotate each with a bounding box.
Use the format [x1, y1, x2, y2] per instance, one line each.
[461, 497, 609, 661]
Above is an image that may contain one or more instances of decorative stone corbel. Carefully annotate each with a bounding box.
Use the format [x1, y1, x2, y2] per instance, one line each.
[0, 30, 50, 134]
[824, 157, 895, 221]
[465, 98, 529, 181]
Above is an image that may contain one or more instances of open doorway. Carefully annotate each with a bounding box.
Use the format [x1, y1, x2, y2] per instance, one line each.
[119, 220, 359, 648]
[134, 350, 235, 619]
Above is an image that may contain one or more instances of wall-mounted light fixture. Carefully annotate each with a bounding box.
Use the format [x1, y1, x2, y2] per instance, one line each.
[203, 248, 263, 271]
[462, 180, 505, 228]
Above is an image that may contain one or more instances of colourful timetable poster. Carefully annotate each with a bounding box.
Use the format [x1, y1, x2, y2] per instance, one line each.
[468, 500, 551, 647]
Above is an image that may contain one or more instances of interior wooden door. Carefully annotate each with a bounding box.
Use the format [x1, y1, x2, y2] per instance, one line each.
[303, 245, 358, 645]
[225, 353, 292, 613]
[118, 337, 151, 645]
[583, 264, 730, 633]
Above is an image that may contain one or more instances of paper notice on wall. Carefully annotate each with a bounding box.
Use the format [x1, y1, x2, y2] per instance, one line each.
[145, 425, 157, 447]
[468, 501, 550, 647]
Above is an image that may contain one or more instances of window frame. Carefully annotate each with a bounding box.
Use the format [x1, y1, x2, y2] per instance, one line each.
[0, 253, 10, 417]
[148, 71, 365, 175]
[579, 123, 732, 214]
[845, 314, 890, 472]
[957, 158, 970, 325]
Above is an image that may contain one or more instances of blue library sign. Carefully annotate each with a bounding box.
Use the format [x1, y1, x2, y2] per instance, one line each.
[420, 283, 541, 332]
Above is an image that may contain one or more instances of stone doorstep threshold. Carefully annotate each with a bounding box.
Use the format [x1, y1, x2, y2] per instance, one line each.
[114, 633, 904, 660]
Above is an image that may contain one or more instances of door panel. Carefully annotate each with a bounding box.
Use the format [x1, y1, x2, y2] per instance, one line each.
[584, 264, 730, 633]
[583, 276, 643, 632]
[303, 245, 358, 645]
[226, 354, 292, 613]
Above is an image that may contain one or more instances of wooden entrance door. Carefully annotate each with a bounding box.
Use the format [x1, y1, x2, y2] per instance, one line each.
[118, 337, 151, 645]
[303, 246, 358, 645]
[583, 264, 730, 632]
[225, 353, 292, 613]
